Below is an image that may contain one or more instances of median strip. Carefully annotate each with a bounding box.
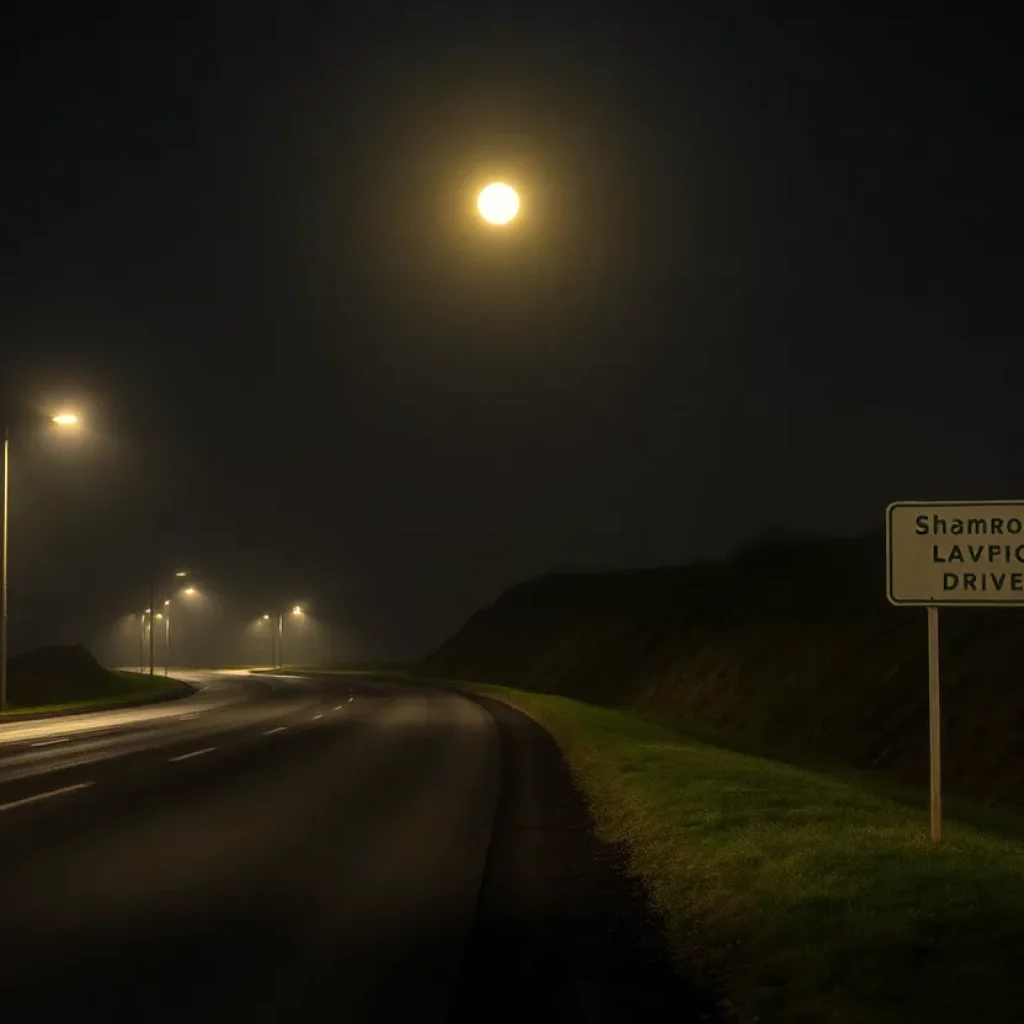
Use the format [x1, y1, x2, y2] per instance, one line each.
[167, 746, 217, 763]
[0, 782, 93, 812]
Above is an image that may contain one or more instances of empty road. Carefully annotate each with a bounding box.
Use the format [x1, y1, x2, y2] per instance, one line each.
[0, 671, 712, 1022]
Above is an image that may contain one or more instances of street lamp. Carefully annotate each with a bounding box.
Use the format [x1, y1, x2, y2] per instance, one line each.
[254, 614, 274, 667]
[1, 410, 83, 711]
[139, 610, 150, 673]
[265, 605, 305, 668]
[288, 606, 306, 667]
[145, 573, 199, 677]
[156, 612, 170, 675]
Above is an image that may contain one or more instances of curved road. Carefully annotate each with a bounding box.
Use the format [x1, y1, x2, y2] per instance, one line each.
[0, 671, 710, 1022]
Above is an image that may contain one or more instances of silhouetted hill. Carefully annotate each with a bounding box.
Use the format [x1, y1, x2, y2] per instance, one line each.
[6, 644, 156, 707]
[423, 533, 1024, 807]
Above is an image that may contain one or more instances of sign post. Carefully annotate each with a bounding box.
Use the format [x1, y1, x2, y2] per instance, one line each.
[887, 500, 1024, 842]
[926, 605, 941, 842]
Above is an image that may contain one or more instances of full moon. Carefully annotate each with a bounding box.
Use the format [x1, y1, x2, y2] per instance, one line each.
[477, 182, 520, 225]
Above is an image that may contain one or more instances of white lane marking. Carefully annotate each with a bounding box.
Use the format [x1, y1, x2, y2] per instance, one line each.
[313, 713, 323, 720]
[263, 727, 287, 736]
[333, 704, 344, 711]
[348, 696, 354, 702]
[0, 782, 93, 812]
[168, 746, 217, 763]
[30, 737, 72, 747]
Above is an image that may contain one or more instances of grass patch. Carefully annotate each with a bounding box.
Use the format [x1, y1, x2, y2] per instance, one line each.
[411, 674, 1024, 1024]
[657, 716, 1024, 846]
[250, 666, 410, 678]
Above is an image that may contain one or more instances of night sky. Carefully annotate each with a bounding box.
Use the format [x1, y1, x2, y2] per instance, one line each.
[2, 3, 1021, 659]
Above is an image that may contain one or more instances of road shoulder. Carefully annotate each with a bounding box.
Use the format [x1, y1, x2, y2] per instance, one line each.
[450, 692, 720, 1023]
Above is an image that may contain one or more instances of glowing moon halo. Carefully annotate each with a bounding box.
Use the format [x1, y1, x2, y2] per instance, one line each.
[477, 182, 520, 225]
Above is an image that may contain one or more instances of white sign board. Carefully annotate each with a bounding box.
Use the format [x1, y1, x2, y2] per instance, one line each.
[887, 501, 1024, 606]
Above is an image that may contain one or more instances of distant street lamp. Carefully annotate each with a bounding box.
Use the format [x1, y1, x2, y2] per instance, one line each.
[161, 600, 172, 676]
[263, 605, 305, 668]
[254, 613, 274, 667]
[153, 612, 171, 676]
[139, 610, 149, 673]
[1, 410, 83, 711]
[146, 571, 198, 676]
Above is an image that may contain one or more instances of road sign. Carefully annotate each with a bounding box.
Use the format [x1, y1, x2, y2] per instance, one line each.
[887, 501, 1024, 606]
[887, 500, 1024, 844]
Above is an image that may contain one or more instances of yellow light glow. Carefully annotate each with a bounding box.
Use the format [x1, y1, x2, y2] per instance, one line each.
[183, 586, 196, 596]
[164, 599, 171, 606]
[52, 412, 79, 427]
[174, 570, 188, 577]
[292, 606, 303, 615]
[477, 182, 519, 225]
[262, 614, 270, 620]
[155, 613, 163, 620]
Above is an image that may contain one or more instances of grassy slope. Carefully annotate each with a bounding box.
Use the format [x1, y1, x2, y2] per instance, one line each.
[422, 534, 1024, 810]
[416, 536, 1024, 1021]
[416, 675, 1024, 1024]
[2, 645, 193, 717]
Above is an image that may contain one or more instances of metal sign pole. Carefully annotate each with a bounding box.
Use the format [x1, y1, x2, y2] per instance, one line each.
[927, 605, 942, 843]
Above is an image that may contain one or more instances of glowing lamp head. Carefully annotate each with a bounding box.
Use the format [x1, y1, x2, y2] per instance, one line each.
[183, 586, 196, 596]
[52, 412, 79, 427]
[262, 614, 270, 620]
[174, 570, 188, 577]
[477, 182, 520, 225]
[292, 606, 303, 615]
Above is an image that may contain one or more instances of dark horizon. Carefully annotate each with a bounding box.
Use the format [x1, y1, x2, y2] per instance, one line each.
[3, 3, 1021, 660]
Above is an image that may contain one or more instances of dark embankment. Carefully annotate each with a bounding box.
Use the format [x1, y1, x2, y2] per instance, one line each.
[5, 644, 192, 712]
[423, 533, 1024, 809]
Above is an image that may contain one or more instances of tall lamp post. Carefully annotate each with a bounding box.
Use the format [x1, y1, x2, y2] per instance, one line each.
[139, 611, 146, 673]
[141, 609, 152, 673]
[162, 600, 171, 676]
[283, 605, 305, 667]
[256, 614, 274, 667]
[1, 411, 82, 712]
[265, 605, 304, 668]
[293, 605, 305, 666]
[146, 572, 193, 676]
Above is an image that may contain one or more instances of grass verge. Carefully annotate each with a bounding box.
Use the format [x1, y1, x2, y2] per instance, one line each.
[249, 665, 410, 677]
[0, 670, 193, 719]
[410, 674, 1024, 1024]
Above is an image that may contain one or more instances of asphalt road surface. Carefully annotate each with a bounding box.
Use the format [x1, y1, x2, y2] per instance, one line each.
[0, 671, 716, 1023]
